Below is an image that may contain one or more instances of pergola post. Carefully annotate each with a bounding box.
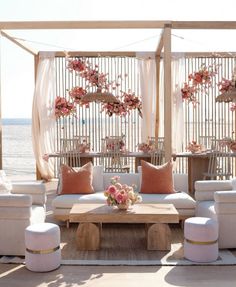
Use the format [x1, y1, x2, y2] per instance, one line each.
[163, 24, 172, 161]
[155, 30, 164, 139]
[0, 32, 2, 169]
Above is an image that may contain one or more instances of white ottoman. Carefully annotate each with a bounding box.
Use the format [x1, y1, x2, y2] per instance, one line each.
[184, 217, 219, 263]
[25, 223, 61, 272]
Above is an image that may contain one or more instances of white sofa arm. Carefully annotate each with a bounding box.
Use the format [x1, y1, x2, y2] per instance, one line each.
[214, 190, 236, 202]
[195, 180, 232, 192]
[11, 180, 46, 206]
[214, 191, 236, 214]
[195, 180, 232, 201]
[0, 194, 32, 219]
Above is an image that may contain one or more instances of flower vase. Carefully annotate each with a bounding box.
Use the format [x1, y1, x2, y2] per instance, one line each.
[117, 203, 130, 210]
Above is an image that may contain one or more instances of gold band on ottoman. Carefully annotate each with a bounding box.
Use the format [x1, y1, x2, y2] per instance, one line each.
[185, 238, 218, 245]
[26, 246, 60, 254]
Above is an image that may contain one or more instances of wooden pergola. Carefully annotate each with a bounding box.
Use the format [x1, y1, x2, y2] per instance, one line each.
[1, 20, 236, 174]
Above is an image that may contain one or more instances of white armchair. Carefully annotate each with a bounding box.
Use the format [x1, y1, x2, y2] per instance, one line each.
[195, 179, 236, 249]
[0, 178, 46, 256]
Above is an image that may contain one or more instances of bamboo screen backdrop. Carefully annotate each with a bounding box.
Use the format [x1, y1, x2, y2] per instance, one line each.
[54, 56, 141, 174]
[53, 55, 236, 176]
[179, 55, 235, 175]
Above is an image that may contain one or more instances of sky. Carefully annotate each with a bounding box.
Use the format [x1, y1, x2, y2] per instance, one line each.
[1, 0, 236, 118]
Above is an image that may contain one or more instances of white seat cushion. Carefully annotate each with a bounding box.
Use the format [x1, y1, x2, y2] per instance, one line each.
[140, 192, 196, 209]
[52, 191, 107, 209]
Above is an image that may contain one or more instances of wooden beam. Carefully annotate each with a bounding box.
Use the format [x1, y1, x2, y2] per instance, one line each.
[180, 52, 236, 58]
[163, 25, 172, 161]
[172, 21, 236, 29]
[54, 51, 137, 57]
[0, 21, 167, 30]
[156, 29, 164, 56]
[1, 21, 236, 30]
[1, 30, 37, 55]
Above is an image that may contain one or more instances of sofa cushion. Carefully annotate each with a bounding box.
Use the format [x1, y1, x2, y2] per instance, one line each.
[52, 191, 106, 208]
[60, 163, 94, 195]
[140, 160, 174, 194]
[52, 191, 195, 211]
[140, 191, 196, 209]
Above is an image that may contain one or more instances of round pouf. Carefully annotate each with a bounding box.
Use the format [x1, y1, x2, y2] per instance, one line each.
[184, 217, 219, 263]
[25, 223, 61, 272]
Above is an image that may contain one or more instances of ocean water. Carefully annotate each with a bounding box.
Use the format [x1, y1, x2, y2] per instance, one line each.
[2, 118, 36, 179]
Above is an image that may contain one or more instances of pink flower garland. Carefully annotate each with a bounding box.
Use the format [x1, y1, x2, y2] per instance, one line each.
[181, 64, 218, 106]
[54, 57, 143, 118]
[54, 96, 75, 118]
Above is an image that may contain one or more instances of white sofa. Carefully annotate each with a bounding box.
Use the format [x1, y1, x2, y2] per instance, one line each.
[195, 179, 236, 249]
[0, 179, 46, 256]
[52, 166, 196, 223]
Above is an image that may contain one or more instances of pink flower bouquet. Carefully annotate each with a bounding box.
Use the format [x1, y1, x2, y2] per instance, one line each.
[104, 176, 142, 209]
[186, 140, 203, 153]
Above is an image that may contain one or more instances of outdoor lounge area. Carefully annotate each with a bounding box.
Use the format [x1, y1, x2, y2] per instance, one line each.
[2, 1, 236, 285]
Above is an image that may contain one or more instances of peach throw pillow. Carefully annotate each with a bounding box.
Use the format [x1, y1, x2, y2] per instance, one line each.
[60, 162, 94, 194]
[140, 160, 174, 194]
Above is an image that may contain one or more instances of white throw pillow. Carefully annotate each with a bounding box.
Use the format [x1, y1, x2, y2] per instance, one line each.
[92, 165, 104, 191]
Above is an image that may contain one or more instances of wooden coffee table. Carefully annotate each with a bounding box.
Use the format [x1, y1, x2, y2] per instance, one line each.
[69, 203, 179, 251]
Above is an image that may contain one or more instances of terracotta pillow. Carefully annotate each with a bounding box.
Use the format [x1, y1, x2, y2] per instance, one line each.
[60, 162, 94, 194]
[140, 160, 175, 194]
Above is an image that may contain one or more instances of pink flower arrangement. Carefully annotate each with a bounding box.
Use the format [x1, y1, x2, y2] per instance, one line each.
[68, 59, 109, 90]
[220, 137, 236, 152]
[53, 57, 143, 118]
[69, 86, 89, 107]
[54, 96, 75, 118]
[181, 83, 198, 106]
[102, 102, 128, 117]
[137, 142, 153, 153]
[218, 78, 234, 94]
[188, 65, 216, 86]
[122, 90, 142, 117]
[67, 58, 86, 73]
[104, 176, 142, 207]
[182, 64, 218, 105]
[186, 140, 203, 153]
[105, 137, 125, 152]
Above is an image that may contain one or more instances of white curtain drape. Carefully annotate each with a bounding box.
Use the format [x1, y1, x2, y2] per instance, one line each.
[137, 52, 157, 142]
[172, 54, 185, 153]
[158, 54, 185, 153]
[32, 52, 56, 179]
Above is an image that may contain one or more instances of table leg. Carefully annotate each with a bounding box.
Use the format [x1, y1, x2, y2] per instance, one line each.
[188, 157, 209, 196]
[76, 222, 100, 250]
[147, 223, 171, 251]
